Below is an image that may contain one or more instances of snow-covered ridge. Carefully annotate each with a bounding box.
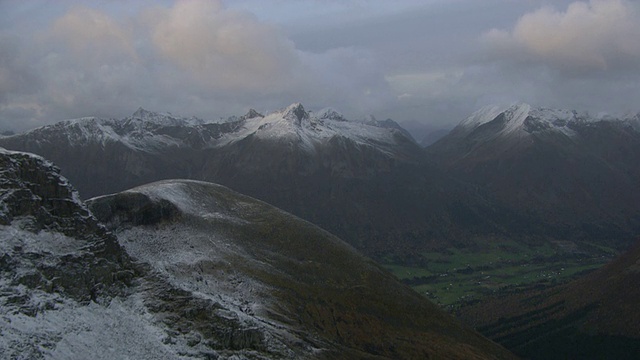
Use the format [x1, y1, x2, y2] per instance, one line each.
[12, 103, 415, 154]
[228, 103, 414, 154]
[130, 107, 206, 126]
[457, 103, 632, 138]
[16, 103, 418, 152]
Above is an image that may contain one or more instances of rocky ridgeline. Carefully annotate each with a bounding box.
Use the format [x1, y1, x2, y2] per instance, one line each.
[0, 148, 132, 306]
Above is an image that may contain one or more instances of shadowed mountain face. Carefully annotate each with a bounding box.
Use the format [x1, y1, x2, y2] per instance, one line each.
[457, 239, 640, 359]
[427, 104, 640, 249]
[0, 147, 515, 359]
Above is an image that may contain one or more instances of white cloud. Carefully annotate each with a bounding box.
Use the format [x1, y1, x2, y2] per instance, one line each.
[483, 0, 640, 75]
[144, 0, 300, 92]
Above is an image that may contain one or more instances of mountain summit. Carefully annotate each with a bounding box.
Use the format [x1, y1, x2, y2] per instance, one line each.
[457, 103, 588, 139]
[282, 102, 309, 123]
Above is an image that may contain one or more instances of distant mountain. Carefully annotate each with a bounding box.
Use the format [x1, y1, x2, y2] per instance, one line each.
[0, 147, 515, 359]
[457, 238, 640, 359]
[427, 103, 640, 249]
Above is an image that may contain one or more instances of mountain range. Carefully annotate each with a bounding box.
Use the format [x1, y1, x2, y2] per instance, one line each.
[0, 103, 493, 258]
[2, 103, 639, 260]
[0, 147, 515, 359]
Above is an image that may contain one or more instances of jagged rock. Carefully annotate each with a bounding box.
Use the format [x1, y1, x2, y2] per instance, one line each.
[0, 148, 132, 303]
[241, 109, 264, 120]
[89, 192, 181, 228]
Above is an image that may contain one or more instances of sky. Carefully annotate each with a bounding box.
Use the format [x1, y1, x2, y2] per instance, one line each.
[1, 0, 639, 137]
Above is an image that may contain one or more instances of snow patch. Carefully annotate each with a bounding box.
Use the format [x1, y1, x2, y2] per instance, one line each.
[0, 293, 180, 360]
[0, 225, 89, 256]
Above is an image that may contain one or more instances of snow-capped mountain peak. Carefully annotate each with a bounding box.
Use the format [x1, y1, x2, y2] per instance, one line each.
[281, 102, 309, 124]
[240, 109, 264, 120]
[228, 102, 417, 155]
[130, 107, 205, 126]
[316, 107, 346, 121]
[8, 103, 418, 162]
[131, 107, 154, 119]
[460, 103, 531, 130]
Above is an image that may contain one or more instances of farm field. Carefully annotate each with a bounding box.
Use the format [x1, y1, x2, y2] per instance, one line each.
[383, 241, 616, 308]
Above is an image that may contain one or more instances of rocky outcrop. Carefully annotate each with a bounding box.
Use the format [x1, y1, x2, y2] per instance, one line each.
[0, 148, 132, 304]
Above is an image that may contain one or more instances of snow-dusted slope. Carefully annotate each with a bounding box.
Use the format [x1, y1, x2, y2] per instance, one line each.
[86, 179, 516, 360]
[0, 148, 154, 359]
[457, 103, 592, 138]
[0, 148, 301, 359]
[22, 109, 209, 151]
[426, 104, 640, 248]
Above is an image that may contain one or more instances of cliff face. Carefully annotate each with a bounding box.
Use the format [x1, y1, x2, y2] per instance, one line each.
[0, 148, 131, 304]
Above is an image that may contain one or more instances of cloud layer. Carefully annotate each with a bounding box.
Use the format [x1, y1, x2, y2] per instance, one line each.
[0, 0, 393, 132]
[1, 0, 639, 135]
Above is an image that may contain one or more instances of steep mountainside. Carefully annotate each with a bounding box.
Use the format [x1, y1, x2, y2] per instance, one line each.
[0, 148, 148, 358]
[0, 147, 515, 359]
[457, 239, 640, 359]
[427, 103, 640, 249]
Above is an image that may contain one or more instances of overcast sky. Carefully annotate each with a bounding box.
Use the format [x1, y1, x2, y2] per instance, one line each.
[1, 0, 639, 136]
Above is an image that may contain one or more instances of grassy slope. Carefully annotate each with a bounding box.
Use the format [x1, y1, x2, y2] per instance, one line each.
[183, 182, 516, 359]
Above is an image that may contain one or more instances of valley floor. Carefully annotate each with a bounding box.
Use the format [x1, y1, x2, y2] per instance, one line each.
[382, 240, 616, 309]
